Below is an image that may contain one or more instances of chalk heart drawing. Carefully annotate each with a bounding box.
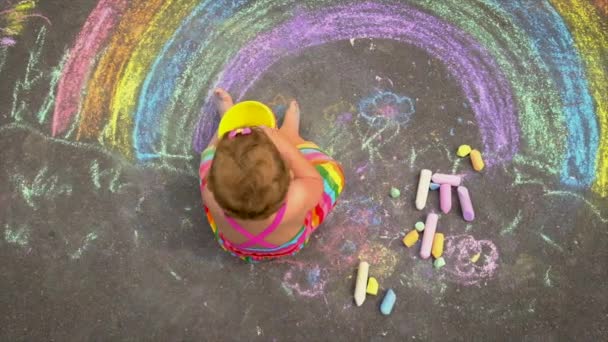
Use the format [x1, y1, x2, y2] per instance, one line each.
[443, 235, 499, 286]
[358, 91, 415, 128]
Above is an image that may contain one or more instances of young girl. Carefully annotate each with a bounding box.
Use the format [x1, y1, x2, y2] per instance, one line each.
[199, 89, 345, 262]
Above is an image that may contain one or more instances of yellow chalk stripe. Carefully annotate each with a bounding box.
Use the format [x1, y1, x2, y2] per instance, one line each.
[551, 0, 608, 197]
[105, 0, 198, 157]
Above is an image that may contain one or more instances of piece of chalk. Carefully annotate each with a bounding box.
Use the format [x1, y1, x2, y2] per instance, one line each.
[402, 230, 419, 248]
[456, 144, 472, 157]
[431, 173, 462, 186]
[414, 221, 425, 232]
[390, 187, 401, 198]
[380, 289, 396, 315]
[415, 169, 432, 210]
[470, 149, 485, 171]
[431, 233, 444, 258]
[439, 183, 452, 214]
[470, 253, 481, 263]
[457, 186, 475, 221]
[420, 213, 438, 259]
[354, 261, 369, 306]
[366, 277, 379, 296]
[433, 257, 446, 269]
[429, 182, 440, 191]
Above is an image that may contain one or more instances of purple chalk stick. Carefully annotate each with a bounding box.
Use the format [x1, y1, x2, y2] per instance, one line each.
[420, 213, 438, 259]
[439, 183, 452, 214]
[457, 186, 475, 221]
[431, 173, 462, 186]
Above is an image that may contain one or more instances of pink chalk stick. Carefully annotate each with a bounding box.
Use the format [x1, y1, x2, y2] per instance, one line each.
[439, 183, 452, 214]
[420, 213, 438, 259]
[457, 186, 475, 221]
[431, 173, 461, 186]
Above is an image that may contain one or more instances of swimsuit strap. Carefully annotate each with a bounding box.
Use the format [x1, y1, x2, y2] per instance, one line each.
[223, 204, 287, 249]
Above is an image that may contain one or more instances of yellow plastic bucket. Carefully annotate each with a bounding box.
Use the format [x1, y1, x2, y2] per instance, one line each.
[217, 101, 276, 138]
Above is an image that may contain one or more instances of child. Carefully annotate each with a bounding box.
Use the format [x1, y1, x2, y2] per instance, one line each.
[199, 89, 345, 262]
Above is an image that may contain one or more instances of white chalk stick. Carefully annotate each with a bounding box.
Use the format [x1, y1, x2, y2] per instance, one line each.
[420, 213, 438, 259]
[431, 173, 462, 186]
[415, 169, 432, 210]
[354, 261, 369, 306]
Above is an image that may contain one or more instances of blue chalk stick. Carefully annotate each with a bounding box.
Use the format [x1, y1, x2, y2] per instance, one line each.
[429, 182, 440, 191]
[380, 289, 396, 315]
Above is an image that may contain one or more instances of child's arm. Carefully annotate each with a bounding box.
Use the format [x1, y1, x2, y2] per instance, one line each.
[261, 127, 324, 211]
[205, 132, 219, 150]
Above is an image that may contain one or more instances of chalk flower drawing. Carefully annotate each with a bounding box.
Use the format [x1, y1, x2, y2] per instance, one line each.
[358, 91, 415, 128]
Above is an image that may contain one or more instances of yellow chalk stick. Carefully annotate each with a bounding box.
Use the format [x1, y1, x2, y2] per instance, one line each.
[402, 230, 419, 248]
[456, 144, 472, 157]
[431, 233, 444, 258]
[366, 276, 379, 295]
[470, 253, 481, 263]
[470, 149, 485, 171]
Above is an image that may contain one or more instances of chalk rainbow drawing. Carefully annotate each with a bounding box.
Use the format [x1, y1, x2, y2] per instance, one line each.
[46, 0, 607, 196]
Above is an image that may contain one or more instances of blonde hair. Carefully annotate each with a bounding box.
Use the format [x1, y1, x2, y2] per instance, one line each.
[208, 128, 290, 220]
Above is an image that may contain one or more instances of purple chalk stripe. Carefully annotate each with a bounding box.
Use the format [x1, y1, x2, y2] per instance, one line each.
[0, 37, 17, 47]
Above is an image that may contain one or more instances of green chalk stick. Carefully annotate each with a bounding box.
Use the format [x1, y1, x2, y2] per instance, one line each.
[390, 187, 401, 198]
